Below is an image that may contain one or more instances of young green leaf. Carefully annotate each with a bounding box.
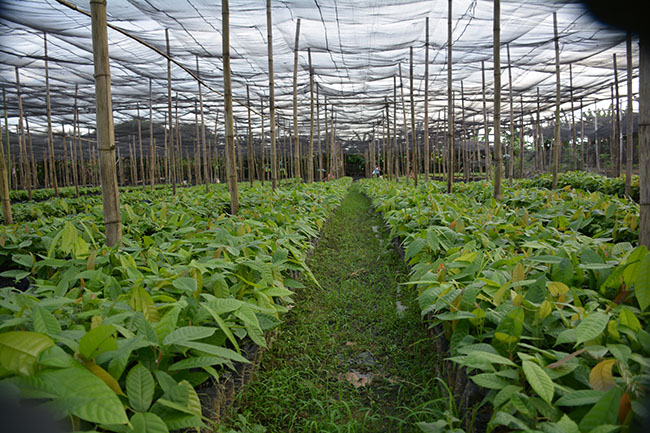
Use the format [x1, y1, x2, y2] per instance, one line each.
[129, 412, 169, 433]
[126, 363, 155, 412]
[78, 324, 117, 360]
[521, 360, 554, 403]
[576, 312, 609, 346]
[0, 331, 54, 376]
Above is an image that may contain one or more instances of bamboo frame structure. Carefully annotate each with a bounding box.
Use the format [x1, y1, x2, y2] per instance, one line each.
[424, 17, 430, 182]
[292, 18, 301, 180]
[626, 33, 634, 198]
[44, 32, 58, 196]
[223, 0, 239, 213]
[308, 48, 315, 183]
[267, 0, 277, 189]
[409, 47, 417, 186]
[552, 12, 561, 190]
[447, 0, 454, 193]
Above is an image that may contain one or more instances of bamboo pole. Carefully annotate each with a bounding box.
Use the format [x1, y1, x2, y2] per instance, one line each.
[293, 18, 301, 180]
[165, 29, 177, 194]
[260, 97, 265, 185]
[570, 64, 577, 171]
[626, 33, 634, 198]
[481, 61, 490, 180]
[197, 56, 209, 192]
[62, 125, 71, 187]
[267, 0, 277, 189]
[247, 85, 254, 186]
[90, 0, 121, 246]
[149, 78, 155, 189]
[393, 76, 399, 180]
[493, 0, 502, 199]
[423, 17, 430, 182]
[75, 85, 85, 188]
[385, 98, 391, 181]
[0, 105, 12, 223]
[461, 80, 468, 182]
[595, 103, 600, 171]
[15, 67, 32, 200]
[580, 99, 585, 170]
[640, 34, 649, 246]
[611, 86, 616, 175]
[551, 12, 561, 190]
[324, 97, 329, 175]
[194, 100, 201, 184]
[223, 0, 239, 212]
[519, 95, 524, 178]
[175, 93, 183, 184]
[317, 87, 323, 181]
[307, 48, 315, 183]
[507, 44, 514, 185]
[70, 92, 79, 195]
[25, 117, 38, 189]
[2, 88, 10, 191]
[136, 104, 144, 184]
[44, 33, 58, 196]
[447, 0, 455, 192]
[409, 47, 417, 186]
[399, 64, 410, 183]
[614, 54, 622, 178]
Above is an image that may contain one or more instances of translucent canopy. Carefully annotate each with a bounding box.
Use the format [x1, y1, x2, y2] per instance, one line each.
[0, 0, 638, 153]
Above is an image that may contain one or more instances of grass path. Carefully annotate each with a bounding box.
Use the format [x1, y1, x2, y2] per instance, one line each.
[222, 184, 443, 433]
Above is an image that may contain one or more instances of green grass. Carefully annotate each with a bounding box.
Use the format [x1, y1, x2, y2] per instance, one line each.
[219, 183, 446, 433]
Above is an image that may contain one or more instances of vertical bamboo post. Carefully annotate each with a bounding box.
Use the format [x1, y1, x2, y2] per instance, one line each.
[247, 86, 254, 186]
[611, 86, 616, 174]
[165, 30, 177, 194]
[461, 80, 468, 182]
[551, 12, 561, 190]
[267, 0, 277, 189]
[0, 101, 11, 224]
[136, 105, 144, 184]
[481, 61, 490, 179]
[2, 88, 11, 191]
[175, 93, 183, 183]
[260, 98, 266, 184]
[580, 99, 585, 170]
[626, 33, 634, 197]
[70, 90, 79, 195]
[324, 97, 329, 175]
[317, 87, 323, 181]
[293, 18, 301, 180]
[196, 56, 209, 192]
[399, 64, 410, 183]
[25, 117, 37, 189]
[386, 98, 391, 180]
[393, 77, 399, 179]
[223, 0, 239, 212]
[614, 54, 622, 177]
[569, 64, 577, 171]
[493, 0, 502, 199]
[424, 17, 430, 182]
[149, 78, 155, 189]
[15, 67, 32, 200]
[308, 48, 315, 183]
[44, 33, 58, 196]
[90, 0, 121, 246]
[74, 85, 85, 188]
[639, 34, 649, 246]
[507, 44, 514, 185]
[519, 95, 524, 178]
[447, 0, 455, 193]
[409, 47, 417, 186]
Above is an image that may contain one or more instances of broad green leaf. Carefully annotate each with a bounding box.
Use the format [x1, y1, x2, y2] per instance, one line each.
[168, 356, 230, 371]
[162, 326, 216, 346]
[130, 286, 160, 323]
[522, 360, 554, 403]
[129, 412, 169, 433]
[236, 306, 267, 348]
[202, 304, 239, 352]
[464, 350, 516, 366]
[555, 389, 605, 406]
[470, 373, 510, 389]
[589, 359, 616, 391]
[576, 312, 609, 346]
[78, 324, 117, 360]
[0, 331, 54, 376]
[618, 307, 641, 331]
[38, 345, 77, 368]
[31, 306, 61, 336]
[83, 360, 125, 396]
[126, 363, 155, 412]
[172, 277, 197, 294]
[556, 414, 580, 433]
[578, 386, 623, 432]
[175, 341, 249, 363]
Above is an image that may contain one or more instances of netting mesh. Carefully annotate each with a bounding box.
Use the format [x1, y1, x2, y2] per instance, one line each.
[0, 0, 639, 156]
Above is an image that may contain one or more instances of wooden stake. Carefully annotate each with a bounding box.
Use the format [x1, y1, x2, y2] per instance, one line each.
[223, 0, 239, 212]
[267, 0, 277, 189]
[44, 33, 58, 196]
[90, 0, 121, 246]
[493, 0, 502, 198]
[626, 33, 634, 197]
[551, 12, 561, 190]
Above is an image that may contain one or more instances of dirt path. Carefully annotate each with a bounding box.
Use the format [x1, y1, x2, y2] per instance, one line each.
[223, 184, 443, 433]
